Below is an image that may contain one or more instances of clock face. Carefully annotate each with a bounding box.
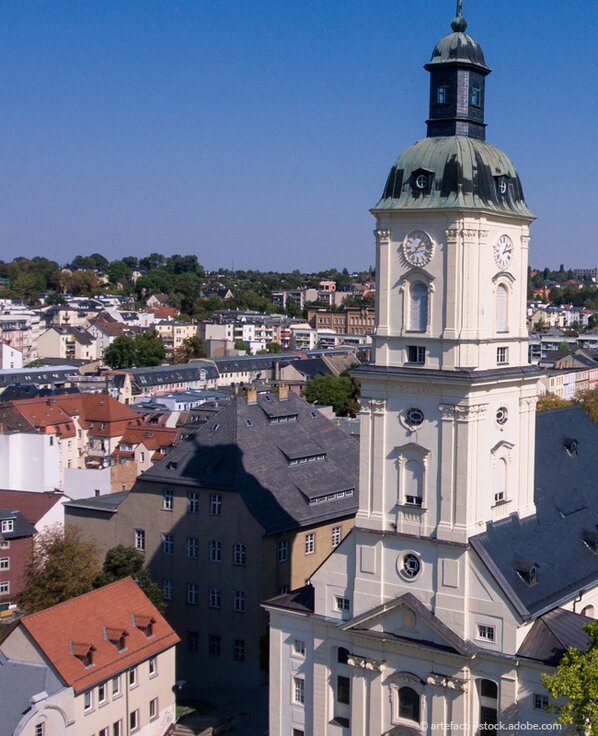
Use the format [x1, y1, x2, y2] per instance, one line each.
[403, 231, 434, 267]
[494, 235, 513, 269]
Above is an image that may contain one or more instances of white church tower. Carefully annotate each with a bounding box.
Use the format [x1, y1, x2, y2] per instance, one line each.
[266, 5, 598, 735]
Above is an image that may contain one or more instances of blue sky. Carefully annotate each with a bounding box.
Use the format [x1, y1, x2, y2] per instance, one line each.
[0, 0, 596, 272]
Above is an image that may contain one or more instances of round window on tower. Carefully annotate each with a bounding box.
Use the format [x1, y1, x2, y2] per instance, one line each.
[496, 407, 508, 426]
[405, 407, 425, 427]
[398, 552, 422, 581]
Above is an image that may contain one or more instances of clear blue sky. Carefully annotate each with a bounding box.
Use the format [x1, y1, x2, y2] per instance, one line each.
[0, 0, 596, 272]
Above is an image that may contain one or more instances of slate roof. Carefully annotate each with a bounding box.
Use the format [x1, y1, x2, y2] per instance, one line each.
[64, 491, 128, 514]
[124, 362, 219, 388]
[517, 608, 593, 665]
[140, 390, 359, 534]
[0, 652, 65, 736]
[0, 366, 77, 388]
[0, 508, 35, 539]
[20, 576, 180, 694]
[471, 406, 598, 619]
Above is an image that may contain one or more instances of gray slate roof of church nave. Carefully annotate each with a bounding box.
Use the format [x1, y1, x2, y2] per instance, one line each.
[141, 391, 359, 534]
[471, 406, 598, 619]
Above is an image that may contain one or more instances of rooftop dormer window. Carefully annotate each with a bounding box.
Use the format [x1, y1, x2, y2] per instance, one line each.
[104, 626, 129, 651]
[70, 641, 96, 667]
[582, 530, 598, 554]
[563, 438, 578, 456]
[132, 613, 155, 638]
[515, 559, 539, 586]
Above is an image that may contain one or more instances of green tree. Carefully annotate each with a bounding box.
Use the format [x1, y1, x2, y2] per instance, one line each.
[542, 620, 598, 734]
[94, 545, 166, 612]
[18, 525, 100, 614]
[104, 335, 138, 369]
[172, 335, 207, 363]
[303, 374, 360, 416]
[578, 388, 598, 425]
[103, 333, 165, 369]
[536, 393, 572, 412]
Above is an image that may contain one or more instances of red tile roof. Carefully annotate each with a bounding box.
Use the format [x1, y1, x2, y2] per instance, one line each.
[0, 490, 64, 525]
[119, 425, 178, 450]
[7, 398, 76, 437]
[20, 577, 179, 694]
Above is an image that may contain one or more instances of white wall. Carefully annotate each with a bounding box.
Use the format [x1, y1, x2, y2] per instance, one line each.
[63, 467, 111, 499]
[0, 433, 60, 492]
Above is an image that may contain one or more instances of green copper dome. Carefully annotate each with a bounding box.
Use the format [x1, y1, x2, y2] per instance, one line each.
[374, 136, 534, 219]
[427, 30, 489, 72]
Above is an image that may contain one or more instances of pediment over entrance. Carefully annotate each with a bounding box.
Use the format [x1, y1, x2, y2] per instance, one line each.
[340, 592, 477, 657]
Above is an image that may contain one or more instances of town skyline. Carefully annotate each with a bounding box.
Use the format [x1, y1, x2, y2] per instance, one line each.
[0, 0, 596, 271]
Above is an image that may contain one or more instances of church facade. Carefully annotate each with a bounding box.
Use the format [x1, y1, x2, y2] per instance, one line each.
[265, 5, 598, 735]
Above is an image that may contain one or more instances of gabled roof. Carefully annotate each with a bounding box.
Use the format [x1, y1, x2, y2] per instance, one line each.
[140, 390, 359, 534]
[517, 608, 592, 665]
[471, 406, 598, 619]
[0, 490, 64, 525]
[119, 425, 177, 450]
[20, 577, 179, 694]
[340, 591, 478, 657]
[0, 508, 35, 539]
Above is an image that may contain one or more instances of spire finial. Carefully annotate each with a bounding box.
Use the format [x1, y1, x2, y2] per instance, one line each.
[451, 0, 468, 32]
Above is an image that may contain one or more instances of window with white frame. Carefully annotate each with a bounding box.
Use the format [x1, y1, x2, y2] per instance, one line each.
[233, 543, 246, 566]
[277, 539, 289, 562]
[111, 675, 121, 697]
[186, 537, 199, 559]
[305, 533, 315, 555]
[130, 709, 139, 733]
[335, 596, 350, 612]
[1, 519, 14, 533]
[0, 540, 9, 549]
[477, 624, 495, 642]
[187, 492, 198, 513]
[209, 587, 221, 608]
[112, 720, 122, 736]
[332, 526, 342, 547]
[84, 690, 93, 711]
[99, 728, 108, 736]
[533, 693, 549, 711]
[149, 656, 157, 677]
[0, 581, 9, 595]
[293, 676, 305, 704]
[407, 345, 425, 364]
[497, 346, 508, 365]
[162, 578, 173, 600]
[233, 590, 245, 612]
[161, 533, 173, 555]
[134, 529, 145, 551]
[149, 698, 158, 720]
[162, 489, 174, 510]
[398, 686, 420, 722]
[0, 557, 9, 570]
[128, 667, 137, 687]
[409, 282, 429, 332]
[98, 682, 107, 704]
[292, 639, 306, 656]
[187, 583, 198, 605]
[209, 540, 221, 562]
[210, 493, 222, 515]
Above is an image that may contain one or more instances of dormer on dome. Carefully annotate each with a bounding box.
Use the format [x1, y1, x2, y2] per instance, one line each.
[425, 1, 491, 140]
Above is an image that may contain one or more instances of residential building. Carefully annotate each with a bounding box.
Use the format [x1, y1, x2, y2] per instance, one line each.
[64, 387, 359, 693]
[153, 321, 198, 357]
[266, 7, 595, 735]
[38, 326, 98, 362]
[272, 287, 318, 310]
[0, 365, 79, 396]
[0, 307, 43, 364]
[111, 362, 219, 404]
[0, 341, 23, 369]
[0, 577, 179, 736]
[0, 507, 35, 609]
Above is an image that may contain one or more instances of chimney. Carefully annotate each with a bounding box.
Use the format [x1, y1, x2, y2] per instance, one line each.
[245, 387, 257, 405]
[277, 384, 289, 401]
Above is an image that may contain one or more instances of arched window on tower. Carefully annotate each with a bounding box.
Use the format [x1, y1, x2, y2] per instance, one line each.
[404, 459, 423, 507]
[398, 686, 421, 722]
[493, 457, 507, 505]
[479, 679, 499, 729]
[496, 284, 508, 333]
[409, 282, 429, 332]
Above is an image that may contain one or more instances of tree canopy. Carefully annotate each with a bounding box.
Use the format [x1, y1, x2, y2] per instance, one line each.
[18, 525, 100, 614]
[94, 545, 166, 612]
[303, 373, 360, 416]
[536, 393, 573, 412]
[542, 620, 598, 734]
[104, 332, 166, 369]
